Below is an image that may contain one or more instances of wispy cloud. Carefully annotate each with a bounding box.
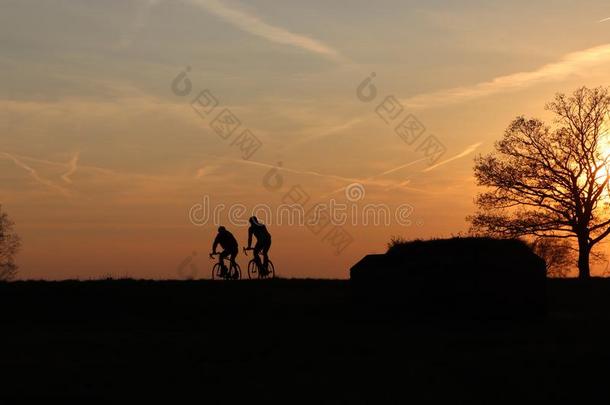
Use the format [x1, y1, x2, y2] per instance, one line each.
[403, 43, 610, 109]
[188, 0, 344, 62]
[116, 0, 161, 49]
[195, 165, 220, 179]
[599, 17, 610, 23]
[422, 142, 482, 172]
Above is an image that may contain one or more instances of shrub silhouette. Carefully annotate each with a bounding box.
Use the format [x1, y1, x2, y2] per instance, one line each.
[350, 237, 546, 318]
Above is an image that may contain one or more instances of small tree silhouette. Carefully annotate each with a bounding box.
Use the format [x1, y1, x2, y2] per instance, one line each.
[0, 206, 21, 281]
[470, 87, 610, 279]
[529, 238, 573, 278]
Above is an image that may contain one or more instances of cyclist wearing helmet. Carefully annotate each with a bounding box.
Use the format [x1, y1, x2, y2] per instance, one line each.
[212, 226, 239, 275]
[247, 216, 272, 273]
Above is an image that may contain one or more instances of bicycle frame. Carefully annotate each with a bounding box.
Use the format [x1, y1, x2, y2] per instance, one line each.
[209, 252, 238, 266]
[209, 252, 240, 280]
[243, 247, 274, 279]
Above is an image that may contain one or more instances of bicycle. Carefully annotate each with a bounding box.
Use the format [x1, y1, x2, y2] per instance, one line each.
[243, 247, 275, 279]
[209, 253, 241, 280]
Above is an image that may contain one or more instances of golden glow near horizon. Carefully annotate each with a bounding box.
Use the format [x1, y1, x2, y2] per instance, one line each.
[3, 1, 610, 279]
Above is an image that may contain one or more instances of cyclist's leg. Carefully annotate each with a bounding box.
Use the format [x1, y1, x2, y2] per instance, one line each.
[229, 249, 237, 268]
[219, 250, 229, 272]
[262, 238, 271, 269]
[228, 249, 239, 278]
[253, 241, 263, 267]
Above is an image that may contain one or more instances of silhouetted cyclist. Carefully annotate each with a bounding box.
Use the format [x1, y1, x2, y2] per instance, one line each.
[212, 226, 238, 277]
[247, 216, 272, 274]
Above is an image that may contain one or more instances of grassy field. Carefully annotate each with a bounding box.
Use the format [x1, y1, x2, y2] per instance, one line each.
[0, 279, 609, 403]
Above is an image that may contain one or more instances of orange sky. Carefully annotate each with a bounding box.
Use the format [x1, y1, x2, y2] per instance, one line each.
[3, 0, 610, 279]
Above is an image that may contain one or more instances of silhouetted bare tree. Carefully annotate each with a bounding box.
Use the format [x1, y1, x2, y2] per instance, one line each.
[470, 87, 610, 279]
[0, 206, 21, 281]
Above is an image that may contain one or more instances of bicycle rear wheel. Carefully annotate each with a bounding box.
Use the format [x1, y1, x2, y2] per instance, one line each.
[263, 261, 275, 279]
[229, 263, 241, 280]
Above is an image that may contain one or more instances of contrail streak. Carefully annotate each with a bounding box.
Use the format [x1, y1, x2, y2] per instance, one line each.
[372, 157, 429, 178]
[187, 0, 344, 62]
[204, 155, 371, 184]
[61, 152, 80, 183]
[284, 118, 364, 151]
[0, 152, 70, 196]
[422, 142, 482, 172]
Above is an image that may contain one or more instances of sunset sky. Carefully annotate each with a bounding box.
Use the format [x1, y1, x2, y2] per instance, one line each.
[3, 0, 610, 279]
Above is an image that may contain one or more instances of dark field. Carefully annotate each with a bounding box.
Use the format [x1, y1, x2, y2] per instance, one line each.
[1, 279, 609, 403]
